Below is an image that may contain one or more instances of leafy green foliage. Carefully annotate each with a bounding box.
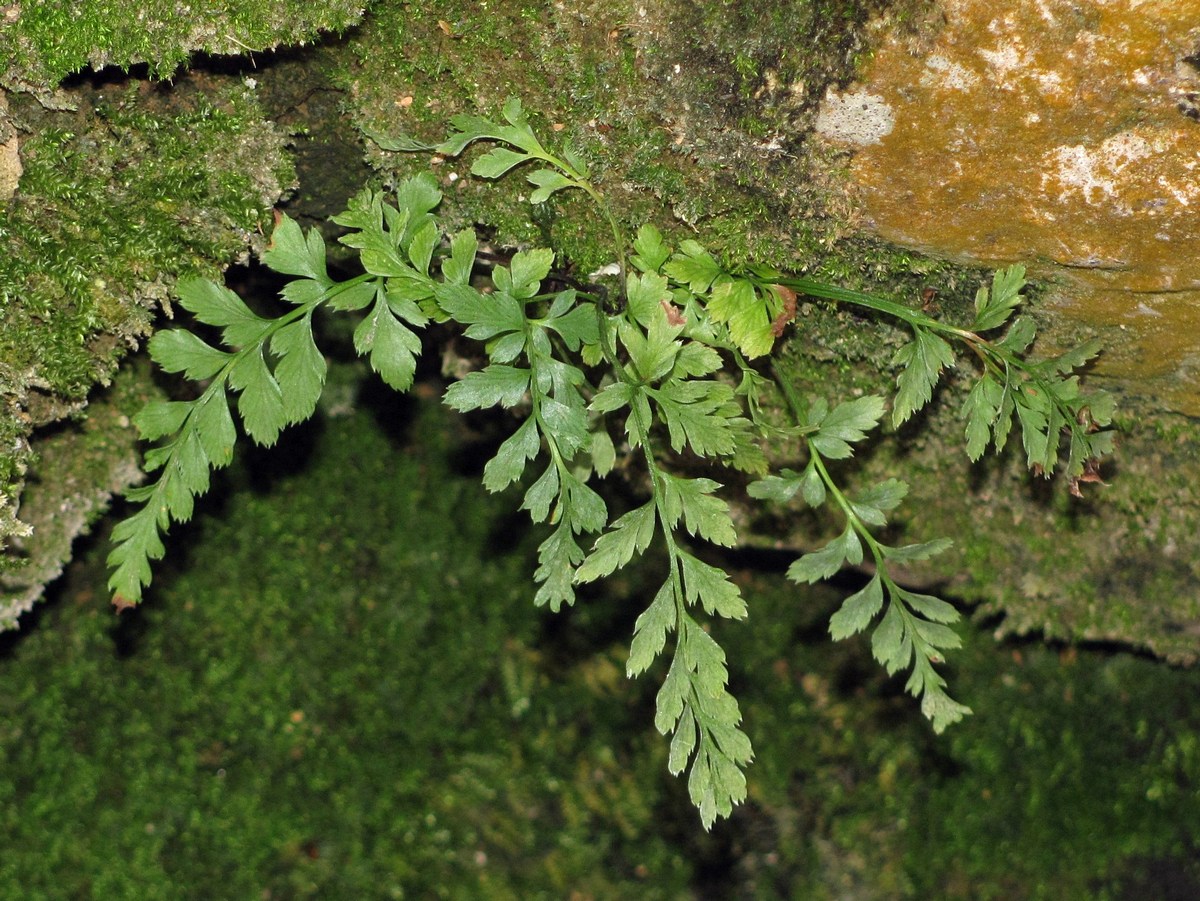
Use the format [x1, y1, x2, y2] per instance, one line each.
[108, 176, 442, 605]
[892, 328, 955, 426]
[750, 393, 970, 731]
[110, 101, 1117, 829]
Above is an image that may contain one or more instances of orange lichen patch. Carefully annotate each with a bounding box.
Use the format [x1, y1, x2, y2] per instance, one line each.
[821, 0, 1200, 410]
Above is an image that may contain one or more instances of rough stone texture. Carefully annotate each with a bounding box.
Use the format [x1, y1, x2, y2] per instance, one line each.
[822, 0, 1200, 412]
[814, 87, 894, 146]
[344, 0, 890, 270]
[0, 90, 19, 198]
[0, 367, 153, 628]
[790, 0, 1200, 663]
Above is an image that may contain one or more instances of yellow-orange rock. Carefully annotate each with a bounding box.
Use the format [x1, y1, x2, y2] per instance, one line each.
[819, 0, 1200, 411]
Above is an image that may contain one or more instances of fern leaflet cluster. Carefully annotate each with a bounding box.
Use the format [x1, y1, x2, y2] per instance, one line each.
[108, 100, 1115, 828]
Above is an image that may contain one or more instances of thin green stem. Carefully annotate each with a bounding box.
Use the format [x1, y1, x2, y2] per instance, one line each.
[808, 444, 887, 564]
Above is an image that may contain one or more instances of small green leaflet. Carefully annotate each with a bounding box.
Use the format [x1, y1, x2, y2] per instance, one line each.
[149, 330, 229, 381]
[521, 465, 560, 524]
[334, 179, 442, 279]
[262, 212, 331, 284]
[679, 551, 746, 619]
[1014, 384, 1058, 473]
[177, 277, 272, 347]
[892, 327, 955, 427]
[470, 146, 531, 179]
[687, 718, 751, 830]
[828, 574, 884, 640]
[849, 478, 907, 528]
[435, 282, 525, 340]
[361, 126, 436, 153]
[539, 395, 589, 457]
[881, 538, 953, 563]
[921, 686, 973, 734]
[962, 374, 1005, 461]
[539, 293, 599, 350]
[746, 469, 803, 503]
[559, 469, 607, 533]
[108, 504, 166, 601]
[650, 379, 741, 458]
[483, 417, 541, 492]
[625, 271, 670, 328]
[533, 522, 585, 612]
[619, 315, 682, 383]
[133, 401, 191, 442]
[672, 342, 723, 380]
[575, 501, 657, 583]
[443, 364, 531, 411]
[808, 395, 885, 460]
[527, 169, 578, 203]
[504, 248, 555, 299]
[627, 579, 677, 676]
[192, 391, 236, 468]
[631, 224, 671, 274]
[1037, 338, 1102, 377]
[706, 278, 777, 359]
[228, 346, 285, 447]
[999, 315, 1037, 354]
[748, 464, 825, 508]
[971, 264, 1026, 332]
[787, 526, 863, 583]
[663, 240, 722, 293]
[657, 473, 737, 547]
[272, 317, 326, 425]
[441, 229, 478, 286]
[354, 295, 423, 391]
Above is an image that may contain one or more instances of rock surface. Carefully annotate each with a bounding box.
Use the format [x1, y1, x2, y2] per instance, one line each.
[822, 0, 1200, 412]
[0, 90, 18, 199]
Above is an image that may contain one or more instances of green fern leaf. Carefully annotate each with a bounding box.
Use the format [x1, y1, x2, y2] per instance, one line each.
[271, 317, 327, 424]
[229, 347, 285, 446]
[892, 328, 955, 427]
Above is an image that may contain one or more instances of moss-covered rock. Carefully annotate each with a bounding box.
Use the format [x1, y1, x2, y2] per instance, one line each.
[0, 75, 293, 623]
[1, 0, 915, 622]
[0, 0, 367, 90]
[339, 0, 898, 270]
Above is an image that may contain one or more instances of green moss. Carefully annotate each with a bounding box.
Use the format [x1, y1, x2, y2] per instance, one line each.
[905, 632, 1200, 899]
[0, 385, 695, 897]
[337, 0, 903, 273]
[3, 366, 1199, 896]
[3, 83, 288, 403]
[0, 75, 293, 623]
[1, 0, 367, 87]
[698, 573, 1200, 898]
